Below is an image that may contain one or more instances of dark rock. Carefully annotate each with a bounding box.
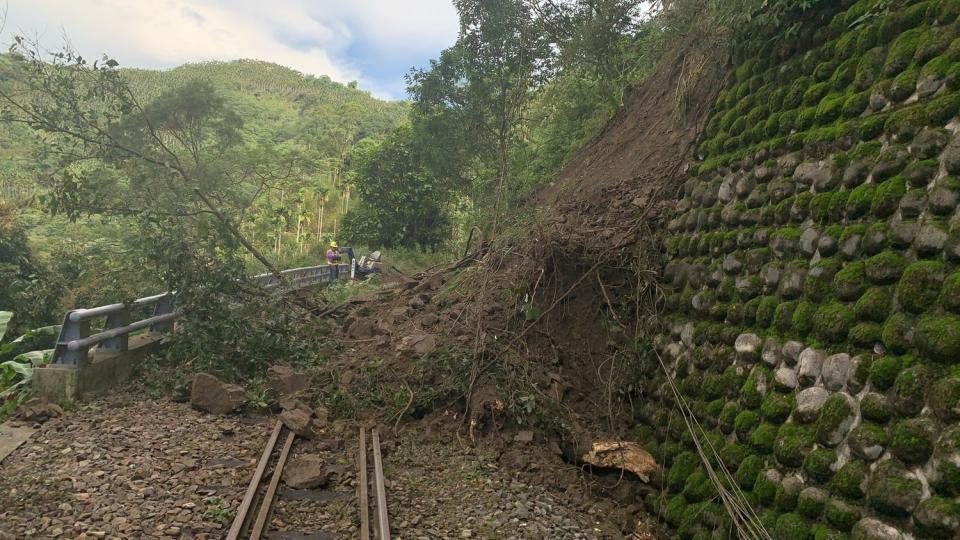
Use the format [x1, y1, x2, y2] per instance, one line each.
[898, 190, 926, 218]
[13, 398, 62, 423]
[190, 373, 247, 415]
[799, 228, 820, 256]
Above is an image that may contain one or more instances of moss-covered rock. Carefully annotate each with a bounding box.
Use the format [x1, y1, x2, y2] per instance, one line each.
[896, 261, 947, 314]
[798, 486, 828, 519]
[849, 322, 882, 348]
[860, 391, 892, 423]
[940, 272, 960, 313]
[831, 459, 869, 499]
[750, 422, 778, 454]
[881, 312, 914, 354]
[754, 468, 781, 506]
[890, 417, 937, 464]
[667, 451, 700, 492]
[805, 258, 842, 302]
[775, 423, 813, 468]
[913, 496, 960, 539]
[735, 454, 763, 489]
[854, 287, 893, 322]
[866, 459, 924, 517]
[870, 176, 907, 218]
[774, 512, 811, 540]
[792, 301, 817, 336]
[683, 470, 715, 502]
[930, 377, 960, 422]
[849, 423, 888, 462]
[892, 365, 929, 416]
[824, 498, 861, 532]
[915, 314, 960, 362]
[734, 409, 760, 440]
[815, 393, 858, 447]
[834, 261, 867, 301]
[814, 303, 856, 344]
[761, 392, 796, 423]
[756, 296, 780, 328]
[864, 251, 907, 284]
[804, 447, 837, 482]
[846, 183, 875, 219]
[870, 356, 903, 391]
[740, 366, 771, 409]
[889, 65, 919, 102]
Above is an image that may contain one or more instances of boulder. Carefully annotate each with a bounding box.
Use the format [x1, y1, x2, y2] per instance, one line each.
[190, 373, 247, 415]
[267, 364, 308, 398]
[280, 408, 315, 439]
[283, 455, 329, 489]
[734, 333, 761, 362]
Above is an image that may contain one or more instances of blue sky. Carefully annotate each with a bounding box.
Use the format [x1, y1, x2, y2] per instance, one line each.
[0, 0, 461, 100]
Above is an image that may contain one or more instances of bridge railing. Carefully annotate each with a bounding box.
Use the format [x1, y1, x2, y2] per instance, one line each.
[50, 262, 352, 367]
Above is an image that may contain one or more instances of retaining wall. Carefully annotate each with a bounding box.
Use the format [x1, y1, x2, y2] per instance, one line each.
[646, 1, 960, 538]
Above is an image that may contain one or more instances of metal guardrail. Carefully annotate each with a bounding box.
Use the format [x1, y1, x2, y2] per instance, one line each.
[50, 262, 352, 367]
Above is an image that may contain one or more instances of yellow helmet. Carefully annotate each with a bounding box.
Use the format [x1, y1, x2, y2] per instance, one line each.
[330, 241, 339, 248]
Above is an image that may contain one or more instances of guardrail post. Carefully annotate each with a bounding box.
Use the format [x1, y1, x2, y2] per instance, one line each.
[98, 306, 130, 352]
[149, 295, 175, 334]
[52, 310, 91, 366]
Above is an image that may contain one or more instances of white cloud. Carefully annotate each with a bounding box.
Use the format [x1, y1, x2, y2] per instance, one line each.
[0, 0, 459, 98]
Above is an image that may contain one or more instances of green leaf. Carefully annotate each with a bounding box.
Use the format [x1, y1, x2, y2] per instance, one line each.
[12, 349, 52, 366]
[0, 312, 12, 342]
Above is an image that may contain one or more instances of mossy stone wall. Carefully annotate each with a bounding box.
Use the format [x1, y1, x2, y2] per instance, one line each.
[645, 1, 960, 538]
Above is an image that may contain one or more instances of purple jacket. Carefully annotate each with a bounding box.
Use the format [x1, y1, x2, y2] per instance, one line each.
[326, 249, 341, 264]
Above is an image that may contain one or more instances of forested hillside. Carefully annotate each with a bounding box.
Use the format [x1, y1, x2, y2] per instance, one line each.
[0, 56, 406, 333]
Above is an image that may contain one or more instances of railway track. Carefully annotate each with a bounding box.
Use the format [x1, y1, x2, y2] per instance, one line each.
[227, 422, 391, 540]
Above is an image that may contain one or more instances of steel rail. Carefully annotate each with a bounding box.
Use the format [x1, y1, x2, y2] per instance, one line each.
[250, 430, 295, 539]
[68, 293, 170, 322]
[371, 429, 390, 540]
[359, 428, 370, 540]
[66, 312, 179, 351]
[227, 421, 283, 540]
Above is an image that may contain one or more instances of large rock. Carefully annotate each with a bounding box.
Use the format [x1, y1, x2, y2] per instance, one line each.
[283, 455, 329, 489]
[280, 408, 315, 439]
[191, 373, 247, 415]
[735, 333, 761, 362]
[267, 364, 309, 398]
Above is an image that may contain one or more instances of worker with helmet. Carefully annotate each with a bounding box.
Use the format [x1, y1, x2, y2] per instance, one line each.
[326, 241, 342, 265]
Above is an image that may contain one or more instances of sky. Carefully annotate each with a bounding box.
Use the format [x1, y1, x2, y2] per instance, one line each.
[0, 0, 461, 100]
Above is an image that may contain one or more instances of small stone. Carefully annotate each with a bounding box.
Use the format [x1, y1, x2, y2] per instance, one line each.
[460, 529, 473, 538]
